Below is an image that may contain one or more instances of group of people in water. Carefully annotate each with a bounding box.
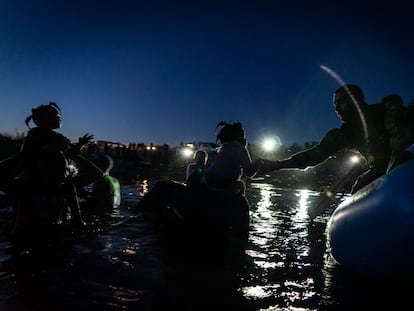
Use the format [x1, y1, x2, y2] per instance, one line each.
[136, 83, 414, 233]
[1, 83, 414, 245]
[266, 84, 414, 193]
[192, 84, 414, 197]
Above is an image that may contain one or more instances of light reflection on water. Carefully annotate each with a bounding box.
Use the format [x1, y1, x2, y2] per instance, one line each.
[242, 182, 327, 310]
[1, 180, 412, 310]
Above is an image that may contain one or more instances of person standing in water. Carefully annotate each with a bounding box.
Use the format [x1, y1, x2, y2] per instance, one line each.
[88, 153, 121, 211]
[17, 102, 102, 230]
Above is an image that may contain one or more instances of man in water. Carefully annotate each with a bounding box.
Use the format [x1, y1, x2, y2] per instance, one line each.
[263, 84, 397, 194]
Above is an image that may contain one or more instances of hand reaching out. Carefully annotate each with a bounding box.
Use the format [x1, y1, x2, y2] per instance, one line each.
[256, 158, 281, 174]
[67, 133, 93, 156]
[78, 133, 94, 147]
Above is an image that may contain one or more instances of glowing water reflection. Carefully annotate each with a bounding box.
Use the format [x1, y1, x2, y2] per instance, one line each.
[2, 177, 398, 310]
[242, 183, 323, 308]
[136, 179, 149, 197]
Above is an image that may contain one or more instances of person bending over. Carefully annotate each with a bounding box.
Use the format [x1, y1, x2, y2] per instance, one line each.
[262, 84, 396, 194]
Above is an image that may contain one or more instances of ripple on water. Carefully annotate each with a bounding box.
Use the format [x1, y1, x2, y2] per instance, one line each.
[0, 180, 411, 310]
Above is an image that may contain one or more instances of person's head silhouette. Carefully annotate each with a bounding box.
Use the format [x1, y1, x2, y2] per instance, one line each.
[216, 121, 247, 146]
[193, 149, 208, 166]
[25, 102, 62, 130]
[333, 84, 366, 123]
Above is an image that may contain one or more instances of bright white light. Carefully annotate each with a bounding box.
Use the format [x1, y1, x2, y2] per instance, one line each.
[181, 147, 193, 158]
[349, 155, 360, 164]
[262, 138, 276, 151]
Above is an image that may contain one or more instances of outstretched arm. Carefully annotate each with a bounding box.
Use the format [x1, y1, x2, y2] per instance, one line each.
[259, 128, 344, 174]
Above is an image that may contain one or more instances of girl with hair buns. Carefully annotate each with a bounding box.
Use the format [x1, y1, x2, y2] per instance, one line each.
[15, 102, 102, 233]
[204, 121, 260, 194]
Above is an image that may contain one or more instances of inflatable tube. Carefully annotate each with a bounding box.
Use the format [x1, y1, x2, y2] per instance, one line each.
[326, 159, 414, 279]
[139, 179, 250, 251]
[162, 192, 250, 245]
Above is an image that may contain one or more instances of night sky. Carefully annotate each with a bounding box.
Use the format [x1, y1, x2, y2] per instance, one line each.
[1, 0, 413, 147]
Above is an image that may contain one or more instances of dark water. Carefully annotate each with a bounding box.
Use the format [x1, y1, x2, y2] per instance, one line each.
[0, 178, 412, 310]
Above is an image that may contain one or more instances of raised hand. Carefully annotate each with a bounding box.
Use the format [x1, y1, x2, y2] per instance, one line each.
[78, 133, 94, 147]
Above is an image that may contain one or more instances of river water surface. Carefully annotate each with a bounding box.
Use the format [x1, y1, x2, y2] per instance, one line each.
[0, 178, 412, 310]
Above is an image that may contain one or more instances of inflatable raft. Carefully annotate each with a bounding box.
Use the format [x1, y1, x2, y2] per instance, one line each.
[326, 159, 414, 279]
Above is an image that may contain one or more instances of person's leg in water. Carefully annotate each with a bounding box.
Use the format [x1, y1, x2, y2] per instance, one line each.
[64, 181, 86, 228]
[350, 168, 385, 194]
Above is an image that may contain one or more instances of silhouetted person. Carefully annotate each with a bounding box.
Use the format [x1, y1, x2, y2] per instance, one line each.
[382, 94, 414, 171]
[186, 149, 208, 186]
[16, 102, 102, 233]
[262, 84, 398, 193]
[88, 153, 121, 211]
[204, 121, 260, 195]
